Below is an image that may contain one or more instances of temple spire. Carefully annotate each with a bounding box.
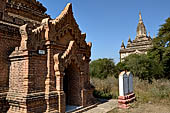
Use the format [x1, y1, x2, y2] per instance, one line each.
[128, 36, 132, 43]
[136, 11, 147, 38]
[121, 40, 125, 49]
[139, 11, 143, 23]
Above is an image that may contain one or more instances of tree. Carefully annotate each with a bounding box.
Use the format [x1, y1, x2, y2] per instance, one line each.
[114, 61, 126, 78]
[124, 54, 152, 82]
[90, 58, 116, 79]
[148, 17, 170, 79]
[119, 54, 164, 82]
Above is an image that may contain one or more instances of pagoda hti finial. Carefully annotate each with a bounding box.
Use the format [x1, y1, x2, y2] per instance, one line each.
[139, 11, 143, 23]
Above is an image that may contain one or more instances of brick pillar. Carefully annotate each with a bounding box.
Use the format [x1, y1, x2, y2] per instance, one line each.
[56, 72, 65, 113]
[7, 51, 29, 113]
[58, 91, 65, 113]
[80, 72, 87, 106]
[7, 50, 47, 113]
[82, 58, 96, 106]
[45, 46, 59, 113]
[45, 47, 52, 112]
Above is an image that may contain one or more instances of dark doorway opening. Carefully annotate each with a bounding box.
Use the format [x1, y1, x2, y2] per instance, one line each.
[63, 63, 81, 106]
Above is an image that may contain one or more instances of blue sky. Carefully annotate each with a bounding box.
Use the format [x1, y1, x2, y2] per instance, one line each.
[38, 0, 170, 63]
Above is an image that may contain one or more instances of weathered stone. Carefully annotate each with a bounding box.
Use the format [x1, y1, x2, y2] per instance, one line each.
[0, 1, 95, 113]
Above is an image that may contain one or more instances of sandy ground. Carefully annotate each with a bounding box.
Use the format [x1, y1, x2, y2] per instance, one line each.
[83, 99, 117, 113]
[73, 99, 170, 113]
[108, 102, 170, 113]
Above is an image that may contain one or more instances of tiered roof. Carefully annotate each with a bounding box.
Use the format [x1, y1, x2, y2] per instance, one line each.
[120, 12, 152, 54]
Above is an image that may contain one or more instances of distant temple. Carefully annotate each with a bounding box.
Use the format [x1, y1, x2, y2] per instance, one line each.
[119, 12, 153, 62]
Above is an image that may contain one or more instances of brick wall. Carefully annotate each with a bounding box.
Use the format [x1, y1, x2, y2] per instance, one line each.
[0, 0, 5, 20]
[9, 58, 28, 94]
[28, 55, 47, 93]
[0, 50, 9, 93]
[7, 51, 48, 113]
[0, 21, 21, 112]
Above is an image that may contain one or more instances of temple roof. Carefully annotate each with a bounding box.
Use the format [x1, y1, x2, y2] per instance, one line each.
[120, 12, 152, 54]
[5, 0, 49, 24]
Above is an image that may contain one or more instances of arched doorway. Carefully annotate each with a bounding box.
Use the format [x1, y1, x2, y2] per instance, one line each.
[63, 62, 81, 106]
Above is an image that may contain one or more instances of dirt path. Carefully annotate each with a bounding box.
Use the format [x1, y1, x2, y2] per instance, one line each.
[83, 99, 117, 113]
[73, 99, 170, 113]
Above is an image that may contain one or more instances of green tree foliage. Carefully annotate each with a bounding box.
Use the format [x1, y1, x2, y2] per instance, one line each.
[148, 17, 170, 79]
[90, 58, 116, 79]
[114, 61, 126, 78]
[89, 18, 170, 81]
[122, 54, 164, 82]
[117, 18, 170, 81]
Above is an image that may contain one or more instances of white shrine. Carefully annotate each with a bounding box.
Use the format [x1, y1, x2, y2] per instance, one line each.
[118, 71, 136, 108]
[127, 72, 133, 93]
[119, 71, 129, 96]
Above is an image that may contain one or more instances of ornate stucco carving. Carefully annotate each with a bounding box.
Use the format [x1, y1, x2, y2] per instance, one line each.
[19, 24, 31, 50]
[19, 23, 46, 51]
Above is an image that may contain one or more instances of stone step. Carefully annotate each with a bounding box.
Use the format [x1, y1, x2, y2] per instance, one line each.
[66, 104, 98, 113]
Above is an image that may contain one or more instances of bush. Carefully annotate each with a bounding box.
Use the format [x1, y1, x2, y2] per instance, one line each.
[93, 90, 112, 99]
[90, 58, 116, 79]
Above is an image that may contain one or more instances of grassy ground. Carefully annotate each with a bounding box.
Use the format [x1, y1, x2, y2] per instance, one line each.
[91, 77, 170, 113]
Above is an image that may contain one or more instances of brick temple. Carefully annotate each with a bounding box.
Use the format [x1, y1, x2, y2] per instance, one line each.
[0, 0, 94, 112]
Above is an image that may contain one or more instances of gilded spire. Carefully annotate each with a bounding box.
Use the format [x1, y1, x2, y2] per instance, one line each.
[136, 11, 147, 38]
[139, 11, 143, 23]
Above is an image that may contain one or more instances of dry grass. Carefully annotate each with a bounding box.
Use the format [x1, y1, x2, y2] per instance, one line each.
[134, 77, 170, 105]
[109, 103, 170, 113]
[91, 76, 170, 113]
[91, 76, 119, 99]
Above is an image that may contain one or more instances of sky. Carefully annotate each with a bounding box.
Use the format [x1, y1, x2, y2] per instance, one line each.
[38, 0, 170, 63]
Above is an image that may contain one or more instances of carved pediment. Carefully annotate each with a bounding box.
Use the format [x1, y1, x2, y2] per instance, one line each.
[46, 3, 81, 42]
[17, 2, 92, 61]
[31, 3, 91, 49]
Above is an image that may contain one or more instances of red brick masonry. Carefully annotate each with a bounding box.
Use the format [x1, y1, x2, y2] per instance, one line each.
[118, 93, 136, 109]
